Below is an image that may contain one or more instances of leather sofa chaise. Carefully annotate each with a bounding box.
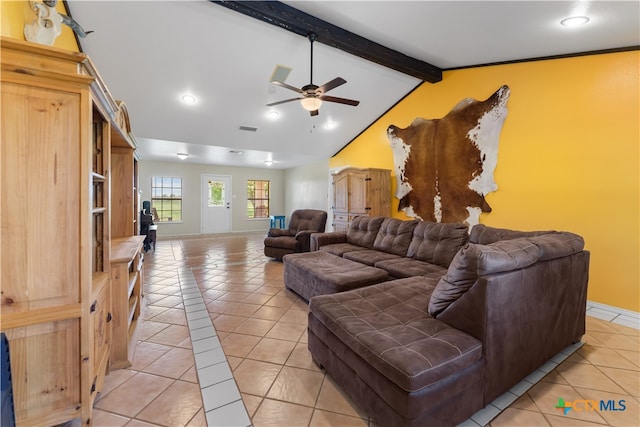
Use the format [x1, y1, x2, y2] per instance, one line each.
[283, 217, 590, 426]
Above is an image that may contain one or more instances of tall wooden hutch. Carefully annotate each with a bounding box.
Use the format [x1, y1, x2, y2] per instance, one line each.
[331, 168, 391, 231]
[0, 37, 144, 426]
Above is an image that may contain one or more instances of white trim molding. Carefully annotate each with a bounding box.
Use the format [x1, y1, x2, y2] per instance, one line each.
[586, 300, 640, 330]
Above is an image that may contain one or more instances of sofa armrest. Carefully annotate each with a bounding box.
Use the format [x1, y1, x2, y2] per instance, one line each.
[310, 232, 348, 251]
[436, 250, 589, 405]
[268, 228, 295, 237]
[294, 230, 316, 252]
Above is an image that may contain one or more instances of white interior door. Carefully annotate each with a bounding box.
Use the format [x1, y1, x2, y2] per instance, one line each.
[202, 174, 231, 234]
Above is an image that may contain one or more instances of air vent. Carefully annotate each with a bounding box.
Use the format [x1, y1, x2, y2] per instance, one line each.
[270, 65, 292, 83]
[239, 125, 258, 132]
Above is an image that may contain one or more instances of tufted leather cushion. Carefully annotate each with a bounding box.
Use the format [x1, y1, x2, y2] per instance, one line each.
[344, 249, 402, 266]
[428, 238, 541, 316]
[284, 251, 389, 300]
[372, 218, 419, 256]
[310, 276, 482, 392]
[469, 224, 553, 244]
[375, 258, 447, 278]
[288, 209, 328, 234]
[346, 216, 385, 248]
[407, 221, 469, 267]
[533, 232, 585, 261]
[319, 243, 368, 257]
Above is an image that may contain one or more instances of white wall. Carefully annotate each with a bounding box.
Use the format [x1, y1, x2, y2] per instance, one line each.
[139, 160, 285, 236]
[284, 159, 331, 227]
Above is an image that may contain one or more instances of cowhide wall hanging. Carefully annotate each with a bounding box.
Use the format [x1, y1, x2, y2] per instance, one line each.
[387, 85, 510, 226]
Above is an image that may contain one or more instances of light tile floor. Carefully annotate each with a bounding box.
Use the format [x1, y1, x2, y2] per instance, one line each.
[91, 232, 640, 427]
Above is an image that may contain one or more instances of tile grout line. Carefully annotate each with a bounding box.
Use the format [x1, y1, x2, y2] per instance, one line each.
[177, 267, 252, 427]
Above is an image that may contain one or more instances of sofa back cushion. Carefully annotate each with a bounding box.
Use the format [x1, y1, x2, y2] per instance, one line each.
[428, 238, 540, 316]
[406, 221, 469, 267]
[372, 218, 419, 256]
[469, 224, 553, 244]
[346, 216, 385, 248]
[289, 209, 328, 234]
[428, 232, 585, 316]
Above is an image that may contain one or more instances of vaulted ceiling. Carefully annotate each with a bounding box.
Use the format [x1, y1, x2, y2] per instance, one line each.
[67, 1, 639, 169]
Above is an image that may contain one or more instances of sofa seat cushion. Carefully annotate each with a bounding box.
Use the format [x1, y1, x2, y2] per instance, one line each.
[343, 249, 402, 266]
[375, 258, 447, 278]
[309, 276, 482, 393]
[263, 235, 298, 250]
[319, 243, 369, 257]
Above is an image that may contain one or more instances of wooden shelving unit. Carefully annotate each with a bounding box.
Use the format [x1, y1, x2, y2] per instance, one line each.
[0, 36, 142, 426]
[110, 236, 145, 370]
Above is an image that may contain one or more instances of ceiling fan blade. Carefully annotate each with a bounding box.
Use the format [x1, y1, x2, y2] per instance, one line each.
[318, 77, 346, 94]
[310, 109, 319, 117]
[321, 95, 360, 106]
[271, 80, 303, 94]
[266, 97, 302, 106]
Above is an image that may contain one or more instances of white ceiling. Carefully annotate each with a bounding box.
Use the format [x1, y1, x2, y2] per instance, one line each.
[67, 1, 639, 169]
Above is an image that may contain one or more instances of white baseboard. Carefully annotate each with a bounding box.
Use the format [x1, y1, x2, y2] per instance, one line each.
[586, 300, 640, 330]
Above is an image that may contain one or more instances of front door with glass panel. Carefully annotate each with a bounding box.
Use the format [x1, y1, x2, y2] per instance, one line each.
[201, 175, 231, 234]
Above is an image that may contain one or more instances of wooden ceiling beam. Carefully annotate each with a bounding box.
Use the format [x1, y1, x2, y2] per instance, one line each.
[210, 0, 442, 83]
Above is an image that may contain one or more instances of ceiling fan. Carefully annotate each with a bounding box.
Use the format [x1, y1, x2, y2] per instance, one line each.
[267, 32, 360, 117]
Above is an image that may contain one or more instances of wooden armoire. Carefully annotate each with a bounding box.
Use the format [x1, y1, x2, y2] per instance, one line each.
[0, 37, 143, 426]
[331, 168, 391, 231]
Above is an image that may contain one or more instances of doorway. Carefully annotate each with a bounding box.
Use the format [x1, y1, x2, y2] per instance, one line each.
[201, 174, 231, 234]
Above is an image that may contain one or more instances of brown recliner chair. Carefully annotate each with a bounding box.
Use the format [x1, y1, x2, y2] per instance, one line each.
[264, 209, 328, 260]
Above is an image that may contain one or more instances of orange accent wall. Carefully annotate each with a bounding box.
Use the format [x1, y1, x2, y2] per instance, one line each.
[330, 51, 640, 312]
[1, 0, 79, 50]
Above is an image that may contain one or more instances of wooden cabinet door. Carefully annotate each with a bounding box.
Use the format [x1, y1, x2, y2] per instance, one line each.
[366, 170, 391, 217]
[1, 78, 84, 426]
[1, 83, 81, 313]
[333, 172, 349, 212]
[348, 171, 369, 214]
[91, 277, 111, 405]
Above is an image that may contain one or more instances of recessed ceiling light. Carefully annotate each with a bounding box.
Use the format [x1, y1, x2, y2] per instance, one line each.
[180, 94, 197, 104]
[267, 110, 280, 120]
[560, 16, 590, 27]
[176, 153, 188, 160]
[325, 120, 337, 130]
[229, 150, 244, 155]
[264, 160, 273, 166]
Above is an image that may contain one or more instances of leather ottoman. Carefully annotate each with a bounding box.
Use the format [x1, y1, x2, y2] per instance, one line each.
[283, 251, 389, 301]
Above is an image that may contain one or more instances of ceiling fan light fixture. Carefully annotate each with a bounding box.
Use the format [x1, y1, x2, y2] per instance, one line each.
[301, 97, 322, 111]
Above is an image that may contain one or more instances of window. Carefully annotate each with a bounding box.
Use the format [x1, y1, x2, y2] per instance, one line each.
[247, 180, 269, 218]
[207, 179, 225, 207]
[151, 177, 182, 222]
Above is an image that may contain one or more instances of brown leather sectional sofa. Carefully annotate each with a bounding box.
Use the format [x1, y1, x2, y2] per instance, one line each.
[283, 216, 590, 426]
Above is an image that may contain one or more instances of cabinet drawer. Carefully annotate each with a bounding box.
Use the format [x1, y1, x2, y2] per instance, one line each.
[333, 212, 349, 222]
